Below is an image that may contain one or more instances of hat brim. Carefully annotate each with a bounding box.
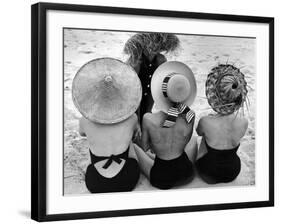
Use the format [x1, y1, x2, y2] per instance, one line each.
[72, 57, 142, 124]
[151, 61, 197, 113]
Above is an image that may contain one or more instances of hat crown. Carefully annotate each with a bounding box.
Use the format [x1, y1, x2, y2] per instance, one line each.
[97, 76, 122, 105]
[166, 74, 191, 103]
[101, 75, 118, 95]
[104, 75, 113, 83]
[151, 61, 197, 113]
[217, 74, 243, 103]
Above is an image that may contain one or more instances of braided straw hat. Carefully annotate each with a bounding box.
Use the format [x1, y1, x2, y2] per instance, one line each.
[205, 64, 248, 115]
[72, 58, 142, 124]
[151, 61, 197, 113]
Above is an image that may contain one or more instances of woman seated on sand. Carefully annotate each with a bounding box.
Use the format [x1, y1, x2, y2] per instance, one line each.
[134, 61, 197, 189]
[123, 33, 180, 123]
[195, 64, 248, 184]
[72, 58, 142, 193]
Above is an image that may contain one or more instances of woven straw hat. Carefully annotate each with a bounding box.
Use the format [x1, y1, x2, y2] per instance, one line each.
[205, 64, 248, 115]
[72, 58, 142, 124]
[151, 61, 197, 113]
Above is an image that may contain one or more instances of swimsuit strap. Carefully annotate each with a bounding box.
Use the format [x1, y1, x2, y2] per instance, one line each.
[89, 146, 129, 169]
[162, 73, 195, 128]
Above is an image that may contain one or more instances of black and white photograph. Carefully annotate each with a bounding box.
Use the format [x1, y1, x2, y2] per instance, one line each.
[1, 0, 279, 223]
[30, 2, 274, 221]
[63, 29, 256, 194]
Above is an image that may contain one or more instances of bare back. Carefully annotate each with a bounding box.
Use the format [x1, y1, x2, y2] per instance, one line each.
[80, 114, 138, 156]
[197, 113, 248, 150]
[142, 111, 194, 160]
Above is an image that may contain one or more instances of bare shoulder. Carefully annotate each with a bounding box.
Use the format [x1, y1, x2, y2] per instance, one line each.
[143, 112, 164, 127]
[80, 116, 100, 130]
[143, 112, 157, 121]
[235, 116, 248, 130]
[79, 117, 88, 136]
[127, 113, 138, 127]
[113, 114, 138, 129]
[241, 116, 248, 124]
[142, 113, 153, 127]
[79, 116, 88, 127]
[129, 113, 138, 123]
[197, 115, 218, 133]
[198, 115, 211, 126]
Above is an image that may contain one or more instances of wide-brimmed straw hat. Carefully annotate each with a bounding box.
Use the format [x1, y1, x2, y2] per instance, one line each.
[151, 61, 197, 113]
[205, 64, 248, 115]
[72, 57, 142, 124]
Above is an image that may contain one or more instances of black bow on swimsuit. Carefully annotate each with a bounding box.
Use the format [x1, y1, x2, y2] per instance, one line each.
[89, 147, 129, 169]
[86, 147, 140, 193]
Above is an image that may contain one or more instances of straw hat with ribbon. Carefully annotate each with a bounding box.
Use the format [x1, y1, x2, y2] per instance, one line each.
[151, 61, 197, 127]
[205, 64, 248, 115]
[72, 57, 142, 124]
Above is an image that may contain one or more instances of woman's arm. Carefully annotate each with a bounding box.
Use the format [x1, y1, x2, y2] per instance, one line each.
[79, 117, 86, 137]
[141, 115, 151, 151]
[196, 117, 205, 136]
[132, 114, 142, 146]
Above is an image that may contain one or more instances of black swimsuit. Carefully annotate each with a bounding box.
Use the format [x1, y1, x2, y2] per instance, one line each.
[85, 147, 140, 193]
[150, 152, 194, 190]
[195, 141, 241, 184]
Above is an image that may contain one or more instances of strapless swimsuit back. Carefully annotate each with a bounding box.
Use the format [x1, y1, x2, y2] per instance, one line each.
[196, 141, 241, 184]
[150, 152, 194, 189]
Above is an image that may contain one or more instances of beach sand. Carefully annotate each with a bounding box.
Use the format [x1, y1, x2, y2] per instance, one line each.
[63, 29, 256, 194]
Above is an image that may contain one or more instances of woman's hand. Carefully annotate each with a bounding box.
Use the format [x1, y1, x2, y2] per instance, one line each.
[135, 123, 142, 138]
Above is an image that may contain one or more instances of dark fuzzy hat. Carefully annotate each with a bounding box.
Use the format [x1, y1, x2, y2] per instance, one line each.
[123, 32, 180, 66]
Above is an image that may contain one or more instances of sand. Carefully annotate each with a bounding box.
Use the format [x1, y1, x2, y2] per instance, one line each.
[63, 29, 256, 195]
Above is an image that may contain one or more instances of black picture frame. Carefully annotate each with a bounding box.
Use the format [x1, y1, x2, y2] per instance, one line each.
[31, 2, 274, 222]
